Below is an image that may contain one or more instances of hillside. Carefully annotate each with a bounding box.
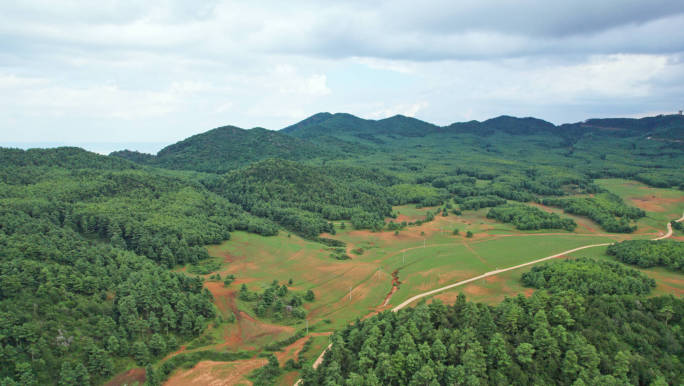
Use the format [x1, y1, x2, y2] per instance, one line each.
[282, 112, 440, 138]
[112, 125, 331, 173]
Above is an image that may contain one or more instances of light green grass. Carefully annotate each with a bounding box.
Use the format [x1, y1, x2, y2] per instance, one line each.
[198, 181, 681, 355]
[596, 178, 684, 234]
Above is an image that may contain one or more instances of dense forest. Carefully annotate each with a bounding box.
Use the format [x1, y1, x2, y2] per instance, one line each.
[0, 207, 214, 385]
[487, 204, 577, 231]
[521, 258, 655, 295]
[542, 193, 645, 233]
[607, 240, 684, 272]
[1, 112, 683, 384]
[302, 259, 682, 385]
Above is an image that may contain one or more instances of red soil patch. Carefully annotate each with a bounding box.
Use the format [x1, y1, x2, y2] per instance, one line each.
[166, 358, 266, 386]
[382, 270, 401, 306]
[393, 214, 413, 223]
[463, 284, 490, 296]
[483, 275, 504, 283]
[630, 195, 684, 213]
[430, 291, 462, 305]
[163, 346, 187, 361]
[201, 281, 294, 353]
[523, 288, 535, 297]
[105, 368, 145, 386]
[280, 371, 299, 386]
[166, 332, 333, 386]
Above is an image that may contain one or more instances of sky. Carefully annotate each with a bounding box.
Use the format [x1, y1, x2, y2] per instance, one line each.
[2, 0, 684, 153]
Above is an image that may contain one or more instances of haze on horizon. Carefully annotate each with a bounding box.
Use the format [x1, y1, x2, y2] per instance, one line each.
[2, 0, 684, 153]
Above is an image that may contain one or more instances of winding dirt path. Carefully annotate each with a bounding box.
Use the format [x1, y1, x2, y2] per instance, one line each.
[653, 211, 684, 240]
[393, 210, 684, 311]
[296, 211, 684, 385]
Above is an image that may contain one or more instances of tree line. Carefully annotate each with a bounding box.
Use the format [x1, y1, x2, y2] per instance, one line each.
[487, 204, 577, 231]
[607, 240, 684, 272]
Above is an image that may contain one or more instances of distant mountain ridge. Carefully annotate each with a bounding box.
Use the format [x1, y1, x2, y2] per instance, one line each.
[110, 113, 684, 173]
[282, 112, 440, 138]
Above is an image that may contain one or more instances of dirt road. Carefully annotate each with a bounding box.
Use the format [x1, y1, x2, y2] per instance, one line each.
[295, 211, 684, 385]
[653, 211, 684, 240]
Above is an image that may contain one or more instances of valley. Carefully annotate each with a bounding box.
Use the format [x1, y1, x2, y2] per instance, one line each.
[163, 179, 684, 385]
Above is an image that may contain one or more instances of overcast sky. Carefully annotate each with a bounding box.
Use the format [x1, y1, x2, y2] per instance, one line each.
[2, 0, 684, 152]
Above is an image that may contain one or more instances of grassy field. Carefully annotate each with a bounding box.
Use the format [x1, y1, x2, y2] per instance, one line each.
[166, 179, 682, 384]
[595, 178, 684, 234]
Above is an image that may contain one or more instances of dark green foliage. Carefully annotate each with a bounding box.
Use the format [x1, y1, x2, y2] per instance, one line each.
[250, 353, 281, 385]
[305, 290, 315, 302]
[542, 193, 644, 233]
[672, 220, 684, 232]
[187, 259, 222, 275]
[521, 258, 655, 295]
[0, 209, 214, 384]
[282, 112, 439, 139]
[315, 237, 347, 248]
[0, 148, 279, 267]
[457, 195, 507, 210]
[112, 126, 331, 173]
[108, 149, 156, 164]
[607, 240, 684, 271]
[302, 293, 683, 385]
[263, 330, 306, 352]
[204, 159, 394, 236]
[239, 281, 309, 322]
[487, 204, 577, 231]
[0, 147, 139, 171]
[223, 274, 236, 286]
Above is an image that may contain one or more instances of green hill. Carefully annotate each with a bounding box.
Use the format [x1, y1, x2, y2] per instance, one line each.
[112, 125, 330, 173]
[282, 112, 440, 139]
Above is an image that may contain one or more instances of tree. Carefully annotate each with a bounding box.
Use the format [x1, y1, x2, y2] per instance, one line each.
[488, 333, 511, 369]
[305, 290, 315, 301]
[105, 335, 119, 354]
[515, 343, 535, 366]
[431, 338, 447, 362]
[463, 341, 487, 383]
[466, 230, 474, 238]
[148, 333, 166, 357]
[145, 365, 159, 386]
[132, 341, 149, 365]
[410, 364, 437, 385]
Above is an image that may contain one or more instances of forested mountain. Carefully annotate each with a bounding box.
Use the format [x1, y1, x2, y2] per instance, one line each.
[202, 159, 399, 236]
[110, 113, 684, 191]
[112, 125, 330, 173]
[282, 113, 440, 138]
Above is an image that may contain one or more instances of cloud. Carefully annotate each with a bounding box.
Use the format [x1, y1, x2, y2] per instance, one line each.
[369, 102, 429, 119]
[0, 1, 683, 146]
[0, 75, 205, 119]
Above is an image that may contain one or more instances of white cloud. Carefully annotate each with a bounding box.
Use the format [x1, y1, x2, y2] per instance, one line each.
[0, 74, 204, 120]
[299, 74, 331, 96]
[369, 102, 429, 119]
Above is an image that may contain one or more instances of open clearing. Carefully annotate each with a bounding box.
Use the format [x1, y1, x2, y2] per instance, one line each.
[163, 180, 683, 385]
